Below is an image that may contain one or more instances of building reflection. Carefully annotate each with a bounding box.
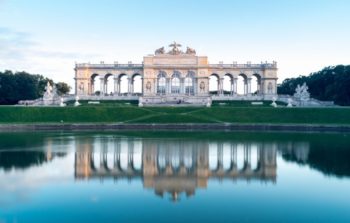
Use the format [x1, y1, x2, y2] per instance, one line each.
[75, 138, 277, 201]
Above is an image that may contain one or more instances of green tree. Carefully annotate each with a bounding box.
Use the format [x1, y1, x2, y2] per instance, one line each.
[0, 70, 71, 105]
[278, 65, 350, 105]
[55, 82, 71, 95]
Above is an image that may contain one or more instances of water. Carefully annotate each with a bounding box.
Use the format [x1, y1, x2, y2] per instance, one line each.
[0, 131, 349, 223]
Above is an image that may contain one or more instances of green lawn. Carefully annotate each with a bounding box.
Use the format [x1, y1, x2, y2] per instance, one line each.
[0, 101, 349, 124]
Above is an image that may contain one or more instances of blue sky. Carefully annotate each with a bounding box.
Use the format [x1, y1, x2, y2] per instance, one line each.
[1, 0, 350, 88]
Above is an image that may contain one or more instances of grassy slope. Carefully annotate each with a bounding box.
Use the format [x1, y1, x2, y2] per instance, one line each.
[0, 101, 349, 124]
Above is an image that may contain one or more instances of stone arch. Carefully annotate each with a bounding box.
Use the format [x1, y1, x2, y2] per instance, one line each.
[90, 73, 100, 95]
[171, 71, 181, 94]
[185, 71, 195, 95]
[105, 73, 114, 95]
[157, 71, 167, 95]
[223, 73, 234, 95]
[118, 73, 129, 94]
[237, 73, 248, 95]
[209, 73, 220, 94]
[132, 73, 142, 94]
[251, 73, 262, 95]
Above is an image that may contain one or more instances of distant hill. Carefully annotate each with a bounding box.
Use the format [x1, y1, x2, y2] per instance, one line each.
[278, 65, 350, 106]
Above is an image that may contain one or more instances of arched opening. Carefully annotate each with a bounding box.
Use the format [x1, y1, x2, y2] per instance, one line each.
[119, 74, 129, 95]
[250, 144, 259, 171]
[184, 149, 193, 168]
[105, 74, 114, 96]
[171, 71, 181, 94]
[251, 74, 261, 95]
[237, 73, 247, 95]
[132, 140, 142, 170]
[157, 71, 166, 95]
[236, 144, 245, 170]
[185, 71, 195, 95]
[132, 74, 142, 94]
[209, 74, 219, 95]
[223, 74, 233, 95]
[91, 74, 101, 95]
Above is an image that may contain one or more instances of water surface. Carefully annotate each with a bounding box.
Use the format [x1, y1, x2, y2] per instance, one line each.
[0, 131, 349, 222]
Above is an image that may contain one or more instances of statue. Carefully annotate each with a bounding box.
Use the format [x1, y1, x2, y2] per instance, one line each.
[138, 97, 144, 107]
[74, 95, 80, 106]
[287, 98, 293, 107]
[59, 97, 66, 107]
[186, 47, 196, 55]
[155, 47, 165, 55]
[294, 82, 310, 105]
[168, 41, 183, 55]
[43, 81, 60, 106]
[146, 81, 152, 92]
[271, 96, 277, 107]
[199, 81, 205, 92]
[206, 97, 212, 107]
[43, 82, 53, 99]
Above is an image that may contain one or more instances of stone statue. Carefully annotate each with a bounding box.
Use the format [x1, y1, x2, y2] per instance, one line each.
[43, 82, 60, 106]
[186, 47, 196, 55]
[74, 95, 80, 106]
[146, 81, 152, 92]
[287, 98, 293, 107]
[206, 97, 212, 107]
[138, 97, 144, 107]
[43, 82, 53, 99]
[294, 82, 310, 101]
[168, 41, 183, 55]
[200, 81, 205, 92]
[155, 47, 165, 55]
[271, 96, 277, 107]
[59, 97, 66, 107]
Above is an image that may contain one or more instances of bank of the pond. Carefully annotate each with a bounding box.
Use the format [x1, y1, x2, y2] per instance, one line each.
[1, 106, 350, 125]
[1, 123, 350, 132]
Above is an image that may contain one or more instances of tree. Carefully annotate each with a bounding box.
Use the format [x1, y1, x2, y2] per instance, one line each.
[278, 65, 350, 105]
[0, 70, 71, 105]
[55, 82, 71, 96]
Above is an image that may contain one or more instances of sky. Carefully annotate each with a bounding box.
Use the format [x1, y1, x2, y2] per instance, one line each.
[1, 0, 350, 90]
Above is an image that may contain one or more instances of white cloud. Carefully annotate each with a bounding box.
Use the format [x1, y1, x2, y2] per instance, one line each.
[0, 27, 100, 90]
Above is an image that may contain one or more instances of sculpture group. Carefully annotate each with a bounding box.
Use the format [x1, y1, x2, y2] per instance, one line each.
[155, 41, 196, 55]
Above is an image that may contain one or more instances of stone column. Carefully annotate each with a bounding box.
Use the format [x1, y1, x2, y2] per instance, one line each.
[105, 81, 108, 95]
[154, 78, 157, 95]
[244, 79, 248, 95]
[90, 79, 93, 95]
[180, 78, 184, 95]
[233, 78, 238, 95]
[194, 78, 198, 95]
[130, 78, 134, 94]
[141, 77, 144, 94]
[219, 78, 224, 95]
[247, 78, 252, 95]
[99, 77, 105, 95]
[167, 78, 171, 94]
[127, 77, 131, 95]
[114, 77, 119, 95]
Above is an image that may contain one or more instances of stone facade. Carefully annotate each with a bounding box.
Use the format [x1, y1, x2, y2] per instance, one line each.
[74, 42, 278, 105]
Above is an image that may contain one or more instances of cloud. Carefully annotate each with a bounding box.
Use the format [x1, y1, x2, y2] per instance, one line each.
[0, 27, 100, 88]
[0, 27, 97, 61]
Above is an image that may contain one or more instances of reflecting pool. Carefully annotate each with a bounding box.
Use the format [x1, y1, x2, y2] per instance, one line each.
[0, 131, 350, 222]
